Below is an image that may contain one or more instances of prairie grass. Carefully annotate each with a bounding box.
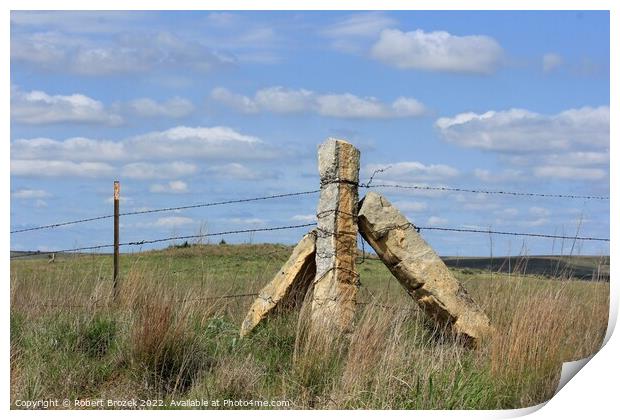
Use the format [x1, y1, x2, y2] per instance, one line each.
[10, 244, 609, 409]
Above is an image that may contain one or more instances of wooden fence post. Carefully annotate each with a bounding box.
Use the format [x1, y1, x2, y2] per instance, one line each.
[113, 180, 120, 299]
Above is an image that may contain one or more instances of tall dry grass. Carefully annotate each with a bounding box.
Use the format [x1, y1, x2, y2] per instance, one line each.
[10, 248, 609, 409]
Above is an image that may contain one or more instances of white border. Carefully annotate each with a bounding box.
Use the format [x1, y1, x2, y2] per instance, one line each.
[3, 2, 616, 419]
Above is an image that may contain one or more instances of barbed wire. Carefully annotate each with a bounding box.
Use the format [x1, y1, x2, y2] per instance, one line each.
[10, 223, 317, 259]
[365, 183, 609, 200]
[416, 225, 609, 242]
[10, 214, 115, 234]
[11, 181, 608, 235]
[11, 220, 609, 261]
[10, 190, 320, 234]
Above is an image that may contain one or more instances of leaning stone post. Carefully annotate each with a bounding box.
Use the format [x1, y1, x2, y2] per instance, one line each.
[239, 230, 317, 337]
[358, 192, 492, 347]
[310, 138, 360, 336]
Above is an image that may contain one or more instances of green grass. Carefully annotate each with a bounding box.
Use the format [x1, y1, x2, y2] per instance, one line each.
[10, 243, 609, 409]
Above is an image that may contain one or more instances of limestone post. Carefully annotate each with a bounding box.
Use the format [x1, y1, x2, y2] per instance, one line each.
[240, 230, 317, 337]
[310, 138, 360, 336]
[357, 192, 492, 346]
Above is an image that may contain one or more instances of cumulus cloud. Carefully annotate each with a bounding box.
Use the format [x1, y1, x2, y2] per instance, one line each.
[436, 106, 609, 152]
[255, 87, 315, 113]
[11, 11, 144, 34]
[12, 125, 270, 162]
[12, 137, 125, 161]
[11, 87, 122, 125]
[370, 29, 503, 74]
[316, 94, 425, 118]
[211, 87, 260, 113]
[127, 126, 269, 160]
[150, 180, 189, 193]
[438, 106, 609, 182]
[11, 30, 234, 75]
[11, 125, 282, 179]
[211, 86, 426, 118]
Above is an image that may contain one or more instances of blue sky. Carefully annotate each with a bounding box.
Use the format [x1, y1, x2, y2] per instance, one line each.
[9, 10, 610, 256]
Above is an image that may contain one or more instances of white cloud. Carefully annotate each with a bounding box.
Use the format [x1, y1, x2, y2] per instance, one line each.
[364, 162, 459, 182]
[211, 86, 426, 118]
[11, 87, 122, 125]
[316, 94, 426, 118]
[12, 125, 270, 162]
[436, 106, 609, 152]
[11, 125, 281, 180]
[543, 53, 563, 73]
[291, 214, 316, 222]
[442, 107, 610, 182]
[123, 97, 194, 118]
[150, 180, 189, 194]
[11, 11, 144, 34]
[154, 216, 195, 228]
[11, 159, 115, 177]
[127, 126, 269, 160]
[35, 199, 48, 208]
[12, 189, 51, 199]
[11, 30, 234, 75]
[255, 87, 315, 113]
[122, 162, 197, 180]
[370, 29, 503, 74]
[210, 87, 260, 113]
[12, 137, 125, 161]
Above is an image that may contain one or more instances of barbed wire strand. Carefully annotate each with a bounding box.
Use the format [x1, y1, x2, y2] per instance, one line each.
[11, 221, 609, 260]
[10, 190, 320, 234]
[11, 182, 609, 235]
[10, 223, 317, 259]
[366, 183, 609, 200]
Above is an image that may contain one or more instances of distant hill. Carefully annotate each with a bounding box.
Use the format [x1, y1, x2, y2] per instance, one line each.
[11, 246, 609, 282]
[441, 255, 609, 281]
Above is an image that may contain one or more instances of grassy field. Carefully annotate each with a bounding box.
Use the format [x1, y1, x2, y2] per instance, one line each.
[10, 243, 609, 409]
